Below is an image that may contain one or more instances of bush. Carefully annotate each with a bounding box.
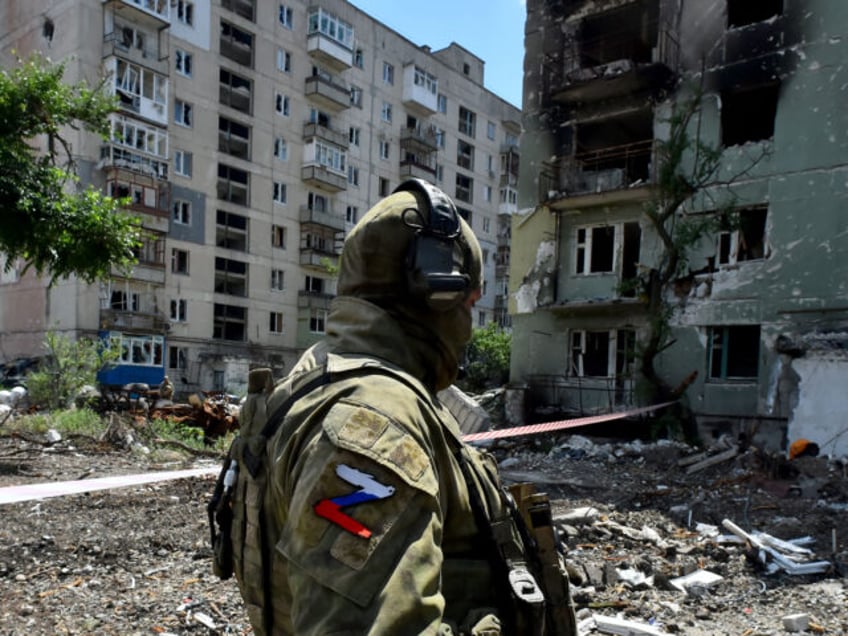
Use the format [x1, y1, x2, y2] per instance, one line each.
[460, 323, 512, 393]
[26, 330, 117, 410]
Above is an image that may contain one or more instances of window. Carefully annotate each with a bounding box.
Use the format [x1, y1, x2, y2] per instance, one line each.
[275, 93, 290, 116]
[478, 311, 486, 327]
[110, 290, 140, 311]
[277, 48, 292, 73]
[310, 308, 327, 334]
[722, 83, 779, 146]
[483, 185, 492, 203]
[346, 205, 358, 224]
[270, 311, 284, 334]
[718, 207, 768, 265]
[272, 225, 286, 249]
[436, 164, 444, 182]
[170, 298, 187, 322]
[271, 269, 285, 291]
[381, 101, 392, 123]
[379, 140, 390, 160]
[455, 174, 473, 203]
[575, 225, 615, 274]
[413, 66, 438, 94]
[457, 207, 472, 225]
[463, 62, 470, 75]
[215, 257, 248, 296]
[727, 0, 782, 28]
[220, 21, 254, 68]
[171, 248, 189, 274]
[213, 303, 246, 341]
[570, 329, 636, 378]
[487, 121, 496, 140]
[348, 165, 359, 186]
[708, 325, 761, 380]
[382, 62, 394, 85]
[437, 93, 447, 114]
[279, 4, 293, 28]
[458, 106, 476, 137]
[305, 275, 325, 294]
[483, 216, 491, 233]
[222, 0, 254, 21]
[176, 0, 194, 26]
[272, 137, 288, 161]
[172, 200, 191, 225]
[378, 177, 390, 197]
[168, 346, 187, 371]
[349, 126, 361, 146]
[312, 141, 346, 172]
[273, 182, 287, 204]
[216, 210, 248, 251]
[349, 85, 363, 108]
[175, 49, 193, 76]
[174, 99, 193, 127]
[354, 48, 364, 69]
[435, 127, 446, 149]
[173, 150, 192, 177]
[457, 139, 474, 170]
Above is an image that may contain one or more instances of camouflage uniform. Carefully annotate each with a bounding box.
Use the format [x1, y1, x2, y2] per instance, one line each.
[231, 189, 544, 635]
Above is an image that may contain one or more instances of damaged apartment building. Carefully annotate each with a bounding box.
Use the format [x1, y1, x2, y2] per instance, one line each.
[511, 0, 848, 456]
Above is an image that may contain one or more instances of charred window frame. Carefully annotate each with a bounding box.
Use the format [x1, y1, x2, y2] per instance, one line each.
[718, 206, 768, 265]
[721, 82, 780, 147]
[708, 325, 760, 380]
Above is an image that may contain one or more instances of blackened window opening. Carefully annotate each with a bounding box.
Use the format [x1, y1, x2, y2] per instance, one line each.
[721, 83, 779, 146]
[727, 0, 783, 29]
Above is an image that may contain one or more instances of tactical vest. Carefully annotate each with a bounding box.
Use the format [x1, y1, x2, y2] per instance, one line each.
[208, 360, 577, 635]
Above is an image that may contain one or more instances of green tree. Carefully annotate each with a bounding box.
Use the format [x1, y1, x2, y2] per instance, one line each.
[461, 323, 512, 393]
[26, 330, 118, 410]
[0, 54, 141, 284]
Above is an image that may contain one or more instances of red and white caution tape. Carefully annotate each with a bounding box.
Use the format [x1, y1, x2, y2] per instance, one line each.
[0, 401, 675, 505]
[462, 401, 676, 442]
[0, 467, 218, 506]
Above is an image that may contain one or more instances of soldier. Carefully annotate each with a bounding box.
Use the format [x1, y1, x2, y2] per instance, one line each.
[218, 180, 576, 635]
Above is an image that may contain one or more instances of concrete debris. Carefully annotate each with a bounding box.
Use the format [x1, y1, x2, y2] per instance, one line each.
[669, 569, 724, 595]
[721, 519, 831, 576]
[590, 614, 670, 635]
[683, 445, 739, 474]
[782, 612, 810, 632]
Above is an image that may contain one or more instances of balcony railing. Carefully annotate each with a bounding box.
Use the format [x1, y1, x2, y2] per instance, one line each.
[540, 139, 655, 200]
[299, 205, 346, 232]
[304, 75, 350, 112]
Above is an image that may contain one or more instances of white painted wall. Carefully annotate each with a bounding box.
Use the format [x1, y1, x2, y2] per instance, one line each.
[787, 356, 848, 458]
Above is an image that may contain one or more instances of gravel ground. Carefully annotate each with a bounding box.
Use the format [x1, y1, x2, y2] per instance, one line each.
[0, 423, 846, 635]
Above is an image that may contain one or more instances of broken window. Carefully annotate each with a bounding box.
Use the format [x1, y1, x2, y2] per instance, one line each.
[578, 2, 659, 67]
[718, 207, 768, 265]
[213, 303, 246, 341]
[708, 325, 760, 380]
[570, 329, 636, 378]
[727, 0, 783, 29]
[721, 83, 780, 146]
[575, 225, 615, 274]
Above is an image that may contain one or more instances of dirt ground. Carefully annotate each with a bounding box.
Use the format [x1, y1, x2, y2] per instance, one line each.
[0, 422, 846, 635]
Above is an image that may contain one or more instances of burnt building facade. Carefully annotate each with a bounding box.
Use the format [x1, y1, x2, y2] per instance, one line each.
[510, 0, 848, 456]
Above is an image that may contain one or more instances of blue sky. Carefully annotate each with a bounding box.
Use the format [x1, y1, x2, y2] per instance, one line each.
[349, 0, 526, 109]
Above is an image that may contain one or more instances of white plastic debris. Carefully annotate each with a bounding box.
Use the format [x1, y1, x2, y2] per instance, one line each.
[669, 569, 724, 594]
[782, 613, 810, 632]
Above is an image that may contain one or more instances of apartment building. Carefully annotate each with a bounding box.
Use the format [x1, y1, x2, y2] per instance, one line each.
[0, 0, 520, 396]
[511, 0, 848, 456]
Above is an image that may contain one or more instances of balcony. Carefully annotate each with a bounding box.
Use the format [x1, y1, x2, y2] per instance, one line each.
[400, 125, 438, 153]
[304, 74, 350, 112]
[297, 290, 334, 310]
[220, 22, 254, 68]
[553, 17, 679, 104]
[299, 205, 346, 232]
[300, 248, 340, 271]
[539, 139, 655, 204]
[221, 0, 255, 22]
[102, 0, 169, 25]
[100, 308, 168, 332]
[104, 170, 170, 231]
[302, 121, 348, 148]
[102, 31, 168, 76]
[99, 145, 168, 181]
[306, 33, 352, 71]
[402, 65, 438, 115]
[301, 165, 346, 192]
[399, 159, 436, 181]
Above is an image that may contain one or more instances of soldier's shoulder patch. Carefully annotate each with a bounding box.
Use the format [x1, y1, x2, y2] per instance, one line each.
[321, 400, 437, 497]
